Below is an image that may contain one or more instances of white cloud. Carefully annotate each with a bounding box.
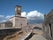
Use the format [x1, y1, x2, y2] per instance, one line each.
[6, 15, 14, 19]
[0, 10, 44, 23]
[21, 12, 26, 17]
[21, 10, 44, 20]
[0, 15, 4, 18]
[1, 20, 7, 22]
[0, 15, 14, 23]
[27, 11, 43, 17]
[0, 15, 5, 23]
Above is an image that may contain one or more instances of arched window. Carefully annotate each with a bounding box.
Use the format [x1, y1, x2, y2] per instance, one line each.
[33, 27, 42, 30]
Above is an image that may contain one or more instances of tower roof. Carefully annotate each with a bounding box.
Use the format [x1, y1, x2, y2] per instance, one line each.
[16, 5, 22, 7]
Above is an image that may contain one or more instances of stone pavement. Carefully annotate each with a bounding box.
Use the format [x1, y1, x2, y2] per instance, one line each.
[29, 35, 47, 40]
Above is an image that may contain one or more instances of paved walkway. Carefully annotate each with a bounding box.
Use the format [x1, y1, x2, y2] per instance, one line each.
[29, 35, 47, 40]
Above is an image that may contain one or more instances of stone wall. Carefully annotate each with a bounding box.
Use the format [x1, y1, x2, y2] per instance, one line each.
[9, 16, 27, 28]
[43, 9, 53, 40]
[0, 28, 21, 40]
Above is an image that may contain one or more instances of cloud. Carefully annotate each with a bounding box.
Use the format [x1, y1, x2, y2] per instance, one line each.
[21, 10, 44, 20]
[0, 15, 14, 23]
[21, 10, 44, 23]
[6, 15, 14, 19]
[0, 15, 4, 18]
[0, 20, 7, 23]
[0, 15, 6, 23]
[0, 10, 44, 23]
[21, 12, 26, 17]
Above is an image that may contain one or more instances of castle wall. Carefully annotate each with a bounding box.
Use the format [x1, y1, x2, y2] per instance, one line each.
[0, 23, 5, 29]
[9, 17, 15, 27]
[15, 16, 27, 28]
[8, 16, 27, 28]
[43, 9, 53, 40]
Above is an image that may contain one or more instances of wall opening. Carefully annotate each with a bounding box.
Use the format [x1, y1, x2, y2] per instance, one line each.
[49, 23, 52, 37]
[33, 27, 42, 30]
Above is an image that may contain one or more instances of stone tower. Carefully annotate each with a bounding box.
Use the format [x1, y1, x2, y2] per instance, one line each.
[8, 5, 27, 28]
[15, 5, 21, 16]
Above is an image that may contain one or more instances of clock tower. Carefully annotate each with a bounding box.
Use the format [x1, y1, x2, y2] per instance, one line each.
[15, 5, 21, 16]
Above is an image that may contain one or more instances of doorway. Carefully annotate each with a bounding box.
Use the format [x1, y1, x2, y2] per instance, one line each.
[49, 23, 52, 37]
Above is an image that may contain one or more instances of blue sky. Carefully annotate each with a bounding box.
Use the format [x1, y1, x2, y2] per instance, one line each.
[0, 0, 53, 23]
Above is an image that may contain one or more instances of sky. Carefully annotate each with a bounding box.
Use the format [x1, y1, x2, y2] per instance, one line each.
[0, 0, 53, 24]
